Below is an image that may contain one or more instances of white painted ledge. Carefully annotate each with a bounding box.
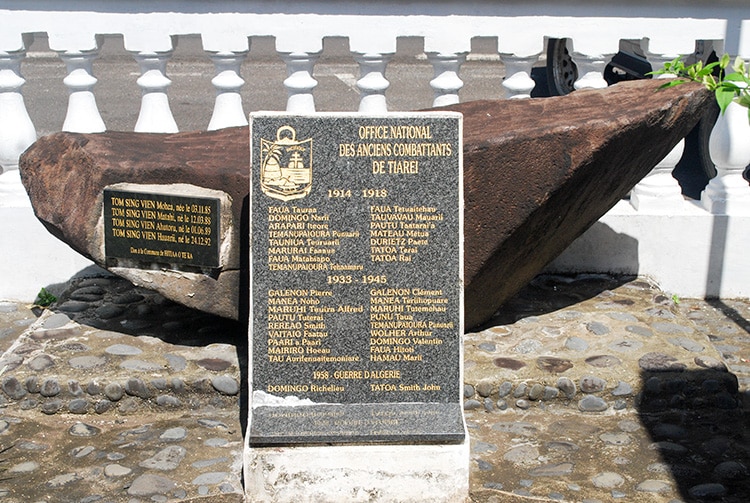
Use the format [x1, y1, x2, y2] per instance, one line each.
[546, 199, 750, 299]
[0, 174, 94, 301]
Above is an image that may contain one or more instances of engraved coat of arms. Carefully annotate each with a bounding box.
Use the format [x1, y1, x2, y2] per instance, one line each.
[260, 125, 313, 201]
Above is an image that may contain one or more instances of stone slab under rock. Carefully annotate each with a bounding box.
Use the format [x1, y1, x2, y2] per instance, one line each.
[19, 80, 711, 328]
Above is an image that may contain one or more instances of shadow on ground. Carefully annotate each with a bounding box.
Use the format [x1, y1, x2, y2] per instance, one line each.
[477, 273, 638, 328]
[478, 273, 750, 502]
[636, 297, 750, 502]
[638, 366, 749, 502]
[45, 273, 251, 431]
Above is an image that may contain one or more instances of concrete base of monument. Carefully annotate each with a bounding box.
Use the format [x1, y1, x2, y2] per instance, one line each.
[243, 438, 470, 503]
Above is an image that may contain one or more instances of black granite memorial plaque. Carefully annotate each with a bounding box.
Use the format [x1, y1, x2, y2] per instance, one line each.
[249, 113, 464, 445]
[104, 188, 220, 268]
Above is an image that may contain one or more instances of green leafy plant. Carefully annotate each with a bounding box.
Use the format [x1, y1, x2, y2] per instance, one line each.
[651, 54, 750, 121]
[33, 287, 57, 308]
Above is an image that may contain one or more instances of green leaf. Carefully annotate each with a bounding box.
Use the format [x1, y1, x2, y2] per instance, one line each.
[737, 94, 750, 108]
[34, 287, 57, 307]
[701, 74, 718, 90]
[718, 81, 743, 95]
[695, 61, 719, 78]
[658, 79, 688, 89]
[652, 54, 750, 124]
[723, 71, 746, 82]
[720, 53, 731, 69]
[733, 56, 747, 74]
[665, 56, 683, 70]
[716, 88, 735, 114]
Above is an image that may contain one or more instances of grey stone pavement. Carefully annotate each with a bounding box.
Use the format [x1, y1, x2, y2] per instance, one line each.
[0, 270, 747, 502]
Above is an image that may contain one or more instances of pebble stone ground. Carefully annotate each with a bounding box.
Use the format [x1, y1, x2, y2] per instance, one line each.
[0, 271, 747, 502]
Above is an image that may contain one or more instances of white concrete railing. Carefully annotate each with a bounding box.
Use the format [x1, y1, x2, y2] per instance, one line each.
[1, 0, 749, 301]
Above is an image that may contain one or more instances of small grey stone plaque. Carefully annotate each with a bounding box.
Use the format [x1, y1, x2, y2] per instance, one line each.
[249, 113, 464, 445]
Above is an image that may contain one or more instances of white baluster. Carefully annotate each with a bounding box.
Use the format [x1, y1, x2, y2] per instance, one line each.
[630, 53, 686, 210]
[131, 50, 178, 133]
[279, 51, 320, 113]
[571, 49, 613, 90]
[426, 52, 466, 107]
[499, 53, 540, 100]
[701, 99, 750, 214]
[207, 50, 248, 130]
[353, 52, 393, 113]
[631, 141, 686, 210]
[0, 48, 36, 171]
[58, 49, 106, 133]
[0, 44, 36, 207]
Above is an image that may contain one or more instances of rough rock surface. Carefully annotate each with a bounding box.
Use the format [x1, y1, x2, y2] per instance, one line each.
[446, 80, 711, 327]
[20, 80, 711, 327]
[20, 128, 248, 320]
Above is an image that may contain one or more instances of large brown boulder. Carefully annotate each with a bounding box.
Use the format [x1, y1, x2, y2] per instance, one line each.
[20, 80, 711, 327]
[448, 80, 711, 327]
[21, 128, 249, 320]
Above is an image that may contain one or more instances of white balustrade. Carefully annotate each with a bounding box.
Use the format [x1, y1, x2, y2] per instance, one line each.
[631, 141, 687, 211]
[630, 52, 688, 210]
[58, 48, 106, 133]
[0, 2, 746, 199]
[701, 99, 750, 214]
[571, 50, 613, 90]
[0, 39, 37, 208]
[560, 32, 617, 90]
[499, 53, 539, 99]
[426, 52, 466, 107]
[207, 50, 249, 130]
[0, 46, 36, 172]
[131, 49, 178, 133]
[353, 52, 393, 113]
[279, 51, 321, 113]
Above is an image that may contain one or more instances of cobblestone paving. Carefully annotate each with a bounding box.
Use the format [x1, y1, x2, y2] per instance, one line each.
[466, 275, 749, 503]
[0, 275, 246, 502]
[0, 272, 747, 502]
